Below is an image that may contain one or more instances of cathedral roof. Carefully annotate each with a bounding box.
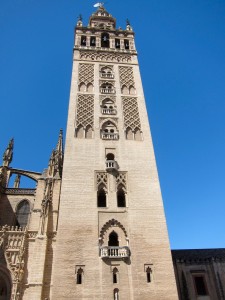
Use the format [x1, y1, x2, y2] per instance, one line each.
[172, 248, 225, 262]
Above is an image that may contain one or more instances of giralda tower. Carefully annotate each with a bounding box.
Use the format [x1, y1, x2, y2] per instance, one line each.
[52, 5, 178, 300]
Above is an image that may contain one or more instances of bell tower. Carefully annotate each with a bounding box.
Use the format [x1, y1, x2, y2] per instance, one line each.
[52, 5, 178, 299]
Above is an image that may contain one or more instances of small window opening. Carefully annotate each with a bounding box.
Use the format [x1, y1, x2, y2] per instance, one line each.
[194, 276, 208, 296]
[114, 288, 119, 300]
[124, 39, 129, 50]
[113, 268, 119, 284]
[101, 33, 110, 48]
[97, 189, 106, 207]
[146, 267, 151, 283]
[117, 189, 126, 207]
[76, 268, 83, 284]
[81, 36, 86, 46]
[90, 36, 96, 46]
[115, 39, 120, 49]
[108, 231, 119, 246]
[106, 153, 115, 160]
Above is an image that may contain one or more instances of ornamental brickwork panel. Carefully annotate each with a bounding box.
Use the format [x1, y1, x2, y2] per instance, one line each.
[76, 94, 94, 128]
[96, 172, 108, 191]
[122, 97, 141, 131]
[78, 63, 94, 85]
[119, 66, 135, 87]
[80, 51, 132, 63]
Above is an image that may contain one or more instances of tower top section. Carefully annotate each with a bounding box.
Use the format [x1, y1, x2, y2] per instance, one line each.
[89, 5, 116, 30]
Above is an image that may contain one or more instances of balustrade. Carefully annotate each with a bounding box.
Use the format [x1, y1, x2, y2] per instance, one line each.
[101, 73, 114, 79]
[100, 246, 130, 258]
[101, 133, 119, 140]
[106, 160, 118, 170]
[102, 108, 117, 115]
[100, 88, 115, 94]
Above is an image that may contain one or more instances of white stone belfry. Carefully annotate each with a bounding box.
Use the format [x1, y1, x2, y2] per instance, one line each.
[51, 5, 178, 300]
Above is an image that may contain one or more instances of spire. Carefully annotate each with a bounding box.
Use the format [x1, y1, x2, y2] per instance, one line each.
[3, 138, 14, 167]
[89, 3, 116, 29]
[48, 130, 64, 178]
[77, 14, 83, 27]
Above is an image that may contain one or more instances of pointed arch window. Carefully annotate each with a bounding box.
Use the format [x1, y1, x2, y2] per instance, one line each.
[76, 125, 84, 139]
[108, 231, 119, 247]
[97, 187, 107, 208]
[117, 188, 126, 208]
[16, 200, 30, 227]
[85, 125, 92, 139]
[76, 268, 84, 284]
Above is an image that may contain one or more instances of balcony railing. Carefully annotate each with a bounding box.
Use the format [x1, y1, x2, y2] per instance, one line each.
[100, 73, 114, 79]
[102, 108, 117, 115]
[106, 160, 118, 171]
[101, 133, 119, 140]
[100, 88, 115, 94]
[100, 246, 130, 258]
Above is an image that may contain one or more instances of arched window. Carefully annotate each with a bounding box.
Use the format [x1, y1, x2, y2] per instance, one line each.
[100, 67, 114, 79]
[134, 128, 142, 141]
[129, 85, 136, 95]
[101, 98, 116, 114]
[100, 82, 114, 94]
[97, 188, 106, 207]
[79, 82, 86, 92]
[76, 268, 83, 284]
[126, 127, 133, 140]
[108, 231, 119, 246]
[101, 33, 110, 48]
[76, 125, 84, 138]
[113, 268, 119, 284]
[106, 153, 115, 161]
[87, 83, 93, 93]
[101, 121, 118, 140]
[85, 125, 92, 139]
[121, 85, 129, 95]
[16, 200, 30, 227]
[117, 189, 126, 207]
[114, 288, 119, 300]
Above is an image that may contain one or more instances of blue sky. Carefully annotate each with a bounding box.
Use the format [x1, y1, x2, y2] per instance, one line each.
[1, 0, 225, 249]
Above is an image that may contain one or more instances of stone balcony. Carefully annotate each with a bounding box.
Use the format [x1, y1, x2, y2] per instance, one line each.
[100, 73, 114, 79]
[101, 108, 117, 115]
[106, 160, 118, 171]
[100, 88, 115, 94]
[100, 246, 130, 259]
[101, 133, 119, 140]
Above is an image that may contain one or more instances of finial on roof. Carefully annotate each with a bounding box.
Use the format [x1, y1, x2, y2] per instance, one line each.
[126, 19, 133, 31]
[77, 14, 83, 27]
[3, 138, 14, 167]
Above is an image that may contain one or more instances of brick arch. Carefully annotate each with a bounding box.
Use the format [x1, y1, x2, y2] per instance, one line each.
[99, 219, 127, 240]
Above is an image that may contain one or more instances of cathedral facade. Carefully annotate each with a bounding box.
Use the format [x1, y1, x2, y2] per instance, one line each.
[0, 5, 179, 300]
